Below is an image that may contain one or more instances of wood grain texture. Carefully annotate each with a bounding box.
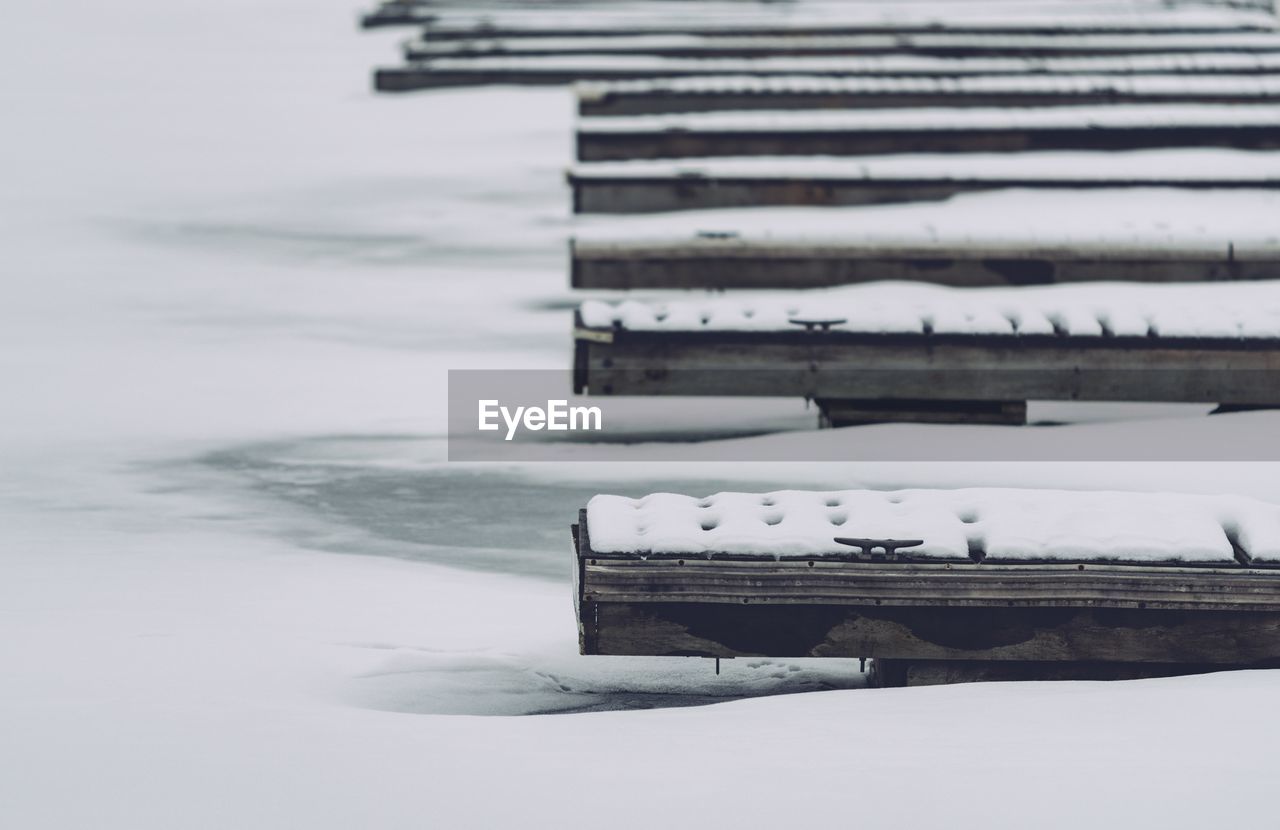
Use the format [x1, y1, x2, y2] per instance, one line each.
[582, 559, 1280, 612]
[570, 242, 1277, 289]
[574, 517, 1280, 666]
[580, 88, 1280, 116]
[377, 61, 1280, 92]
[573, 327, 1280, 405]
[567, 173, 1274, 213]
[576, 124, 1280, 162]
[413, 20, 1280, 40]
[411, 38, 1280, 62]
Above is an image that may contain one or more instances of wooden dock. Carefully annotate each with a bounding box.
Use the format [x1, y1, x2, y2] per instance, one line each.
[567, 155, 1280, 213]
[576, 106, 1280, 161]
[369, 1, 1280, 688]
[571, 237, 1280, 289]
[374, 52, 1280, 91]
[572, 300, 1280, 424]
[574, 489, 1280, 685]
[405, 32, 1280, 61]
[577, 74, 1280, 116]
[418, 17, 1280, 40]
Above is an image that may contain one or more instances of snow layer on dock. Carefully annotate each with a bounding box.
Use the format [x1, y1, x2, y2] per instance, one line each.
[577, 73, 1280, 99]
[15, 0, 1280, 826]
[579, 103, 1280, 134]
[412, 2, 1279, 34]
[411, 31, 1280, 57]
[570, 187, 1280, 255]
[586, 489, 1280, 562]
[578, 280, 1280, 339]
[568, 148, 1280, 181]
[420, 51, 1280, 77]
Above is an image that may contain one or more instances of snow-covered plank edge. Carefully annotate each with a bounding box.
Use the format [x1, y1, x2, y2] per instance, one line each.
[578, 104, 1280, 134]
[406, 32, 1280, 61]
[416, 8, 1280, 39]
[575, 281, 1280, 340]
[566, 149, 1280, 181]
[584, 489, 1280, 563]
[568, 188, 1280, 247]
[375, 52, 1280, 91]
[572, 237, 1280, 258]
[369, 0, 1280, 35]
[414, 52, 1280, 77]
[576, 74, 1280, 116]
[570, 238, 1280, 289]
[577, 74, 1280, 98]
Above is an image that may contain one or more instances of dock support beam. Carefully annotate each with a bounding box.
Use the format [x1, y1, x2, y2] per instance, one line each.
[817, 398, 1028, 427]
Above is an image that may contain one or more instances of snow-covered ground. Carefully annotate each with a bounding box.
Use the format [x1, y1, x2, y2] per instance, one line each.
[5, 1, 1280, 827]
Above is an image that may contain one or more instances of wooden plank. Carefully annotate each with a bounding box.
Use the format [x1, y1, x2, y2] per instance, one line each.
[361, 4, 433, 28]
[576, 121, 1280, 162]
[421, 20, 1280, 40]
[568, 171, 1277, 213]
[374, 53, 1280, 91]
[570, 238, 1279, 288]
[580, 559, 1280, 611]
[406, 32, 1280, 61]
[571, 325, 1280, 407]
[574, 508, 1280, 668]
[577, 77, 1280, 116]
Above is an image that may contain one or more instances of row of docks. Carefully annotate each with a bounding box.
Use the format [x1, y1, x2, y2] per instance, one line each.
[367, 0, 1280, 428]
[366, 0, 1280, 684]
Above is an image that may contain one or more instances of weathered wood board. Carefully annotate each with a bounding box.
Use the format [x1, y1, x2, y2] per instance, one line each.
[571, 238, 1280, 289]
[571, 319, 1280, 408]
[406, 32, 1280, 61]
[567, 169, 1278, 213]
[574, 514, 1280, 671]
[576, 119, 1280, 162]
[577, 76, 1280, 116]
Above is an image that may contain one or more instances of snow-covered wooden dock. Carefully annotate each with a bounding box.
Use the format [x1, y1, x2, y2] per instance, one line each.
[414, 12, 1280, 40]
[405, 32, 1280, 61]
[572, 235, 1280, 289]
[567, 151, 1280, 212]
[572, 283, 1280, 424]
[576, 105, 1280, 161]
[375, 52, 1280, 91]
[577, 74, 1280, 115]
[575, 489, 1280, 684]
